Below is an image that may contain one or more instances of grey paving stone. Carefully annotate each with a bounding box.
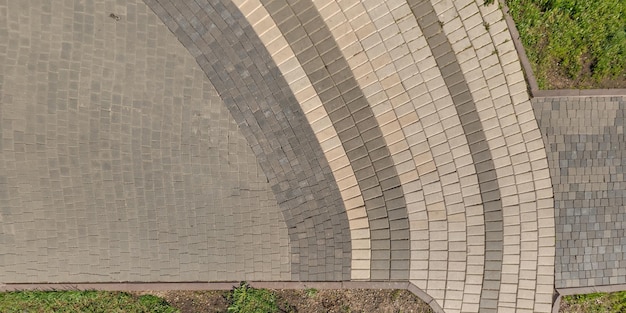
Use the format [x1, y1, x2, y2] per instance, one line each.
[533, 96, 626, 288]
[0, 0, 290, 282]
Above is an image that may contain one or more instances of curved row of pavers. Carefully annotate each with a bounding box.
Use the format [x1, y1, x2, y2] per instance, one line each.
[144, 0, 555, 312]
[146, 0, 413, 283]
[432, 1, 555, 311]
[307, 0, 482, 310]
[148, 0, 358, 282]
[298, 0, 556, 311]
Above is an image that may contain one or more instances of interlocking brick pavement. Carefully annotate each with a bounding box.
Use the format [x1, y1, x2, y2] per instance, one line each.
[0, 0, 290, 283]
[407, 1, 505, 311]
[534, 96, 626, 289]
[144, 0, 352, 281]
[252, 0, 411, 281]
[0, 0, 571, 311]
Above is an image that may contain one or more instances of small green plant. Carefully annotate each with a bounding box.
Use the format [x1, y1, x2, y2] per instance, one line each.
[280, 300, 297, 313]
[341, 304, 351, 313]
[390, 289, 403, 301]
[305, 288, 318, 298]
[138, 294, 177, 312]
[227, 282, 278, 313]
[483, 21, 490, 31]
[484, 0, 495, 5]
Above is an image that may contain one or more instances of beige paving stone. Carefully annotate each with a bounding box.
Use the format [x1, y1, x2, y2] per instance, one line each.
[345, 196, 366, 210]
[351, 259, 371, 270]
[350, 218, 371, 230]
[432, 3, 554, 308]
[351, 269, 371, 280]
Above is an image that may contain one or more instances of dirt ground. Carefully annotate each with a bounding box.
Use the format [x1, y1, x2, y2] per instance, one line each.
[138, 289, 433, 313]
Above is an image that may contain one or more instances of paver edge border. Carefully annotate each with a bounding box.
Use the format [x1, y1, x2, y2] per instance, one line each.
[0, 281, 444, 312]
[501, 0, 626, 309]
[552, 285, 626, 312]
[498, 0, 626, 98]
[557, 284, 626, 296]
[552, 293, 561, 313]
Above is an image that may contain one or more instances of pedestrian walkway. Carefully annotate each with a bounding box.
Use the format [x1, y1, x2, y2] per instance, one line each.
[0, 0, 291, 282]
[7, 0, 615, 312]
[533, 96, 626, 289]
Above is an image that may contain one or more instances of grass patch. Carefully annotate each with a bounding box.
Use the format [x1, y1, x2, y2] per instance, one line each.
[561, 291, 626, 313]
[305, 288, 318, 298]
[506, 0, 626, 89]
[0, 290, 178, 313]
[227, 282, 278, 313]
[0, 286, 435, 313]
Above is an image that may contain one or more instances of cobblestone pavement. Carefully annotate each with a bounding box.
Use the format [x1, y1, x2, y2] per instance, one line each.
[0, 0, 565, 312]
[0, 0, 290, 282]
[533, 96, 626, 289]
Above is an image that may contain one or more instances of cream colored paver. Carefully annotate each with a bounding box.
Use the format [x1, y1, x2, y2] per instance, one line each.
[312, 0, 489, 311]
[315, 0, 436, 289]
[431, 0, 555, 310]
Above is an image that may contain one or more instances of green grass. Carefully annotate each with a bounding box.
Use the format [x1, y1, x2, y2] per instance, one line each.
[305, 288, 318, 298]
[562, 291, 626, 313]
[227, 282, 278, 313]
[506, 0, 626, 89]
[0, 291, 178, 313]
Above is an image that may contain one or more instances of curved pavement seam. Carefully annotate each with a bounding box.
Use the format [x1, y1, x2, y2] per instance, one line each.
[309, 0, 479, 309]
[143, 0, 352, 281]
[257, 0, 411, 280]
[406, 0, 505, 312]
[309, 0, 440, 291]
[229, 0, 372, 280]
[435, 1, 555, 310]
[432, 1, 525, 310]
